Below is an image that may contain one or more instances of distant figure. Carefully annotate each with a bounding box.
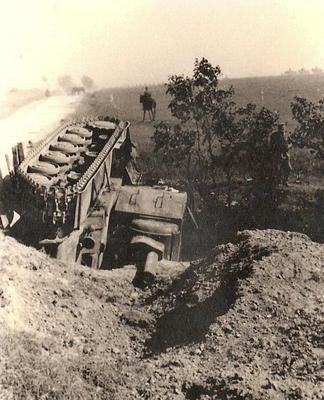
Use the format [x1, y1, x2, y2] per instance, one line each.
[71, 86, 85, 95]
[143, 86, 151, 98]
[140, 87, 156, 121]
[269, 123, 292, 185]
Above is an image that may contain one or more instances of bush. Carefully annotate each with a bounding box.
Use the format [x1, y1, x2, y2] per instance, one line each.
[291, 96, 324, 158]
[153, 58, 286, 210]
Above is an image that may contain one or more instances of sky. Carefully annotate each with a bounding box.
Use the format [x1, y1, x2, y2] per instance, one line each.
[1, 0, 324, 91]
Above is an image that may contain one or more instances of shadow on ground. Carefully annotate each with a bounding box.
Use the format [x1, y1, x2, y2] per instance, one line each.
[145, 287, 231, 354]
[143, 250, 245, 354]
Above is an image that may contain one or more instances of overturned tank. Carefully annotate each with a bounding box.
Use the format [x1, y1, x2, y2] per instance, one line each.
[2, 117, 187, 284]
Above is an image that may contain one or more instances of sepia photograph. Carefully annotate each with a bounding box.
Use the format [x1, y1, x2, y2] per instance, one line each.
[0, 0, 323, 399]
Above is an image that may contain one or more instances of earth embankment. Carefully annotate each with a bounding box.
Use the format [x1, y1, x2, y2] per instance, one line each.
[0, 229, 323, 399]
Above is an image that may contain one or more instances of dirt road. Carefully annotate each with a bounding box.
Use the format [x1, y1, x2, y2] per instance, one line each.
[0, 95, 82, 177]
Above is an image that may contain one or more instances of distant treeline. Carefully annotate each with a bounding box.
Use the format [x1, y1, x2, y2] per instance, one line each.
[283, 67, 324, 76]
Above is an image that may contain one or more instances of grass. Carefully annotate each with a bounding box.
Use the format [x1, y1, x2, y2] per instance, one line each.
[1, 335, 122, 400]
[221, 74, 324, 131]
[74, 74, 324, 128]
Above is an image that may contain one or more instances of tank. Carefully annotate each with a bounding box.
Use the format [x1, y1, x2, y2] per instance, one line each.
[2, 117, 187, 285]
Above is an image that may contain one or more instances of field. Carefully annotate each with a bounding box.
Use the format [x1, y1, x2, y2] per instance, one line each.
[75, 74, 324, 126]
[72, 74, 324, 245]
[222, 74, 324, 130]
[72, 74, 324, 159]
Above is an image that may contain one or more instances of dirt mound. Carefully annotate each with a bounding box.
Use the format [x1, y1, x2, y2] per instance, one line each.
[0, 230, 323, 399]
[141, 230, 323, 399]
[0, 233, 143, 399]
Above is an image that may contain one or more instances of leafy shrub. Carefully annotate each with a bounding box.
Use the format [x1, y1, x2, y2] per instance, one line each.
[291, 96, 324, 158]
[152, 58, 286, 210]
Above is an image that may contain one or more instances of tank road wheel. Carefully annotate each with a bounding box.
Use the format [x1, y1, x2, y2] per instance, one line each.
[28, 161, 60, 176]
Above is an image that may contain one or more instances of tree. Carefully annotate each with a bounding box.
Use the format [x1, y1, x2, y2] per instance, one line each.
[312, 67, 323, 75]
[238, 106, 282, 208]
[283, 69, 297, 76]
[153, 58, 283, 211]
[291, 96, 324, 158]
[298, 68, 310, 75]
[57, 75, 74, 94]
[153, 58, 237, 205]
[81, 75, 94, 91]
[153, 122, 196, 195]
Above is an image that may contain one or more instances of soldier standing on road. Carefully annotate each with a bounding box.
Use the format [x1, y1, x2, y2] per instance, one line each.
[269, 123, 292, 186]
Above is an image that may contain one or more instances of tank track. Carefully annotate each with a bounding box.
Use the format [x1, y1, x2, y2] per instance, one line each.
[13, 116, 129, 226]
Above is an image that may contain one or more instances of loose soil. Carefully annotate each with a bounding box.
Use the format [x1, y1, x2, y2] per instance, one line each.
[0, 229, 323, 399]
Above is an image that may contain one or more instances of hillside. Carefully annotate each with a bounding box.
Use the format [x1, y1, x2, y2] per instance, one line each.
[73, 75, 324, 130]
[222, 74, 324, 130]
[69, 74, 324, 160]
[1, 229, 323, 399]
